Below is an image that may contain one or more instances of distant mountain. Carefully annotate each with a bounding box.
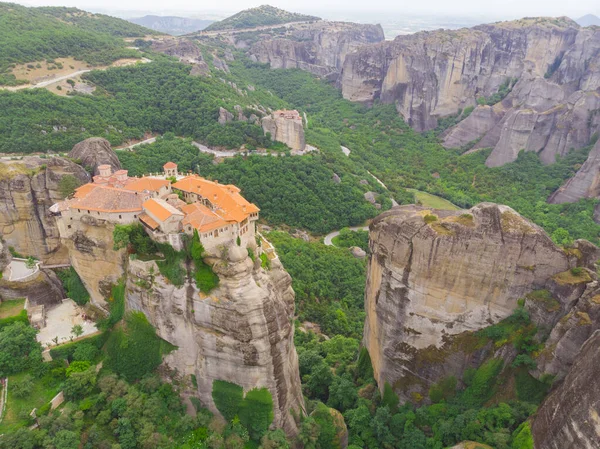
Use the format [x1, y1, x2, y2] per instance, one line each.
[129, 15, 213, 35]
[204, 5, 320, 31]
[576, 14, 600, 27]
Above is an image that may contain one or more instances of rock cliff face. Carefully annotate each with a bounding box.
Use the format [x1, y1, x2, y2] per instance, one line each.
[68, 137, 121, 175]
[0, 157, 89, 263]
[249, 22, 384, 80]
[338, 17, 600, 166]
[125, 247, 304, 435]
[363, 203, 577, 400]
[151, 38, 210, 76]
[530, 330, 600, 449]
[262, 110, 305, 151]
[60, 217, 126, 307]
[548, 138, 600, 204]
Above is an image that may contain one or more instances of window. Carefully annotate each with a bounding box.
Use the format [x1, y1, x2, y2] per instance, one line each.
[67, 225, 72, 229]
[87, 210, 90, 214]
[134, 215, 137, 218]
[119, 215, 122, 219]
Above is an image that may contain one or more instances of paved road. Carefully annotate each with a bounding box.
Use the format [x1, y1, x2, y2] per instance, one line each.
[324, 226, 369, 246]
[116, 136, 157, 151]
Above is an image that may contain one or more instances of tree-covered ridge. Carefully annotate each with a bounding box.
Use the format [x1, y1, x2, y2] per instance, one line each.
[37, 6, 156, 37]
[204, 5, 320, 31]
[0, 2, 143, 85]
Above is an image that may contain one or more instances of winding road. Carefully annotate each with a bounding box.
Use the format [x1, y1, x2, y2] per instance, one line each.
[323, 226, 369, 246]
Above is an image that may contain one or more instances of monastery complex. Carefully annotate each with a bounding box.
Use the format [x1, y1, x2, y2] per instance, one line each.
[51, 163, 260, 255]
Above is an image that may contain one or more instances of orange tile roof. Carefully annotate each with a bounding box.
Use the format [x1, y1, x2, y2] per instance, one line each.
[143, 198, 183, 222]
[73, 183, 96, 198]
[172, 176, 259, 223]
[125, 177, 170, 193]
[69, 184, 143, 213]
[139, 213, 159, 230]
[163, 161, 177, 169]
[181, 203, 228, 233]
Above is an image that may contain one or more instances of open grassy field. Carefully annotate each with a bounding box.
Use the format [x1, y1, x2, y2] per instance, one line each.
[407, 188, 460, 210]
[0, 298, 25, 319]
[0, 371, 60, 434]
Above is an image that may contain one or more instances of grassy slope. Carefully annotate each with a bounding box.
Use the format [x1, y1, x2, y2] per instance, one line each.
[0, 298, 25, 319]
[407, 188, 460, 210]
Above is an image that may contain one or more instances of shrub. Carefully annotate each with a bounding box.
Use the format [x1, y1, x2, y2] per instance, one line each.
[105, 312, 162, 382]
[239, 387, 274, 441]
[382, 382, 399, 412]
[58, 174, 81, 199]
[424, 214, 438, 224]
[512, 422, 534, 449]
[12, 374, 34, 398]
[212, 380, 244, 422]
[57, 267, 90, 306]
[570, 267, 583, 276]
[72, 342, 99, 362]
[260, 253, 271, 270]
[194, 260, 219, 293]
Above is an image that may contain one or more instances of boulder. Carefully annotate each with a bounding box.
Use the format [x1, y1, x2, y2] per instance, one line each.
[68, 138, 120, 175]
[218, 107, 234, 125]
[350, 246, 366, 258]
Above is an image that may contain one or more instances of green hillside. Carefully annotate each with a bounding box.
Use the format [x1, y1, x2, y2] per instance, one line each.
[0, 2, 146, 85]
[205, 4, 319, 31]
[37, 6, 156, 37]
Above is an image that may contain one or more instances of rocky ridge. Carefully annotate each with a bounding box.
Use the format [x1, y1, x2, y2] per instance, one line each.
[336, 17, 599, 166]
[249, 21, 384, 80]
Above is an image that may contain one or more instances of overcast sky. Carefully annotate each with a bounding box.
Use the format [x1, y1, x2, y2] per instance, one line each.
[16, 0, 599, 20]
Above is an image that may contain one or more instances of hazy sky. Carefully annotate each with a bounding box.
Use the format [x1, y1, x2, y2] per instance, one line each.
[16, 0, 600, 20]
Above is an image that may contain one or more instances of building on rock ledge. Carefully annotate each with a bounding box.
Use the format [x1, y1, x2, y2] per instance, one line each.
[51, 162, 259, 256]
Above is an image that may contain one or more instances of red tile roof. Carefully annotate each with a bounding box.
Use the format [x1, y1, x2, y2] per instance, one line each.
[172, 176, 259, 223]
[125, 177, 170, 193]
[163, 162, 177, 169]
[142, 198, 183, 222]
[69, 184, 143, 213]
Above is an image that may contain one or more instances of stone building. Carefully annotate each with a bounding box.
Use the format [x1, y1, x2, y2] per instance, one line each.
[52, 163, 260, 257]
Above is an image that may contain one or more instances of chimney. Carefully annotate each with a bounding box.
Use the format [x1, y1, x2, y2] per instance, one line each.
[115, 170, 128, 182]
[98, 164, 112, 178]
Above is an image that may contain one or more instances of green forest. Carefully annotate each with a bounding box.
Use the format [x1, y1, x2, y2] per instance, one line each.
[0, 2, 148, 85]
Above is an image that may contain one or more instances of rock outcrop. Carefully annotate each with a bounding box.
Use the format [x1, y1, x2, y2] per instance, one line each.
[249, 22, 384, 80]
[338, 17, 600, 166]
[530, 330, 600, 449]
[68, 137, 121, 175]
[363, 203, 576, 400]
[151, 38, 210, 76]
[549, 138, 600, 204]
[262, 110, 305, 151]
[59, 218, 126, 307]
[126, 247, 304, 436]
[0, 157, 89, 263]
